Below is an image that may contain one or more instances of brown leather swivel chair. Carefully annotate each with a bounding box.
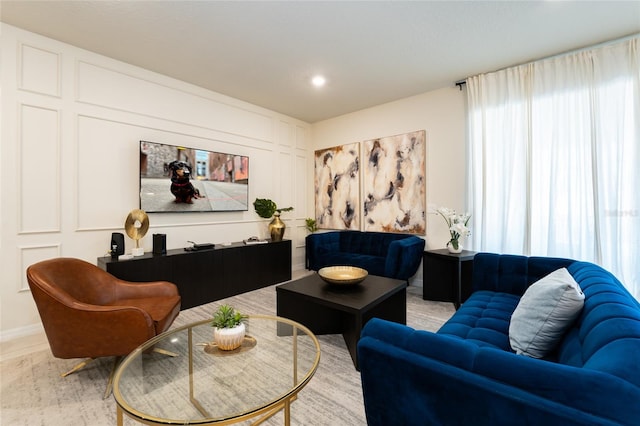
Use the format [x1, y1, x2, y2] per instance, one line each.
[26, 257, 181, 397]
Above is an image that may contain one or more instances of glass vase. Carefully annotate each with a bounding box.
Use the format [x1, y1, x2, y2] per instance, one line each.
[447, 240, 463, 254]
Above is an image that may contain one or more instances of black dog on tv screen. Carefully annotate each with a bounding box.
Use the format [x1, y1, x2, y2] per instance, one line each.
[164, 160, 203, 204]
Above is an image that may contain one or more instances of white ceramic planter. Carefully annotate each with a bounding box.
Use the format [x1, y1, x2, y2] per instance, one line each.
[213, 323, 246, 350]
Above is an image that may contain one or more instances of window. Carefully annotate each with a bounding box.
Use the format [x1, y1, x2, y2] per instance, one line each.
[467, 37, 639, 299]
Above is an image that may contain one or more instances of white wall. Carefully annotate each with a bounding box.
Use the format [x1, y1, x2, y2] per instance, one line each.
[0, 24, 312, 338]
[1, 23, 468, 341]
[310, 87, 468, 285]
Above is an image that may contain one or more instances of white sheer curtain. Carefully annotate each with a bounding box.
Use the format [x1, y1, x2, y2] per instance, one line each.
[467, 37, 639, 299]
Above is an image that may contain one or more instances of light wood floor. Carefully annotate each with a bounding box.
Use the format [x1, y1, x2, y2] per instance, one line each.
[0, 272, 455, 425]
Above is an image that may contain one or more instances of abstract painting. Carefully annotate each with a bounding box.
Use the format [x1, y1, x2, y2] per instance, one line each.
[314, 142, 360, 230]
[362, 130, 426, 234]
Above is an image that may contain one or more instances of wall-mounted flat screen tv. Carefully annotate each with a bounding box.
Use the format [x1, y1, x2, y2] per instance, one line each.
[140, 140, 249, 213]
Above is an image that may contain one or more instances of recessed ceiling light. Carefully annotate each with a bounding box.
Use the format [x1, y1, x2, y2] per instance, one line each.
[311, 75, 326, 87]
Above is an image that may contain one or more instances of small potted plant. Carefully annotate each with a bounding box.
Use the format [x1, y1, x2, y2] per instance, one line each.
[305, 217, 318, 233]
[253, 198, 294, 242]
[211, 304, 247, 350]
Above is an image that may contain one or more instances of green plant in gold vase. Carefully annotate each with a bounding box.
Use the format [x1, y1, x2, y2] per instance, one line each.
[253, 198, 293, 242]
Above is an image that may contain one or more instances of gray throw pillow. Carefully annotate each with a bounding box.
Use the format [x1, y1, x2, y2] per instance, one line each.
[509, 268, 584, 358]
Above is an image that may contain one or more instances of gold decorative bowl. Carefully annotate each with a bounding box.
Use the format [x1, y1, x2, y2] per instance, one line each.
[318, 266, 368, 286]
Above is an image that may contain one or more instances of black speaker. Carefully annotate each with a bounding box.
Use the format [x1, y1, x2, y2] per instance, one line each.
[110, 232, 125, 257]
[153, 233, 167, 255]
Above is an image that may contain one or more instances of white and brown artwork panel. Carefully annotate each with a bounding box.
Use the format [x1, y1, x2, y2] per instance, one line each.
[314, 143, 360, 230]
[363, 130, 426, 235]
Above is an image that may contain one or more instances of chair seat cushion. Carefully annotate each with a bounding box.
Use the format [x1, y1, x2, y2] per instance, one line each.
[437, 290, 520, 351]
[112, 296, 181, 334]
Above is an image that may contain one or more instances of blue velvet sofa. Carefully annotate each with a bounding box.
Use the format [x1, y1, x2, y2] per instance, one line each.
[305, 230, 425, 281]
[358, 253, 640, 425]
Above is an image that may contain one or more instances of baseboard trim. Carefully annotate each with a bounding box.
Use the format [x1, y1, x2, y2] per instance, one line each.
[0, 323, 48, 362]
[0, 322, 44, 343]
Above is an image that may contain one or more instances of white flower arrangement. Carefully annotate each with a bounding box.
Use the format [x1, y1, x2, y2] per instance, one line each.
[436, 207, 471, 251]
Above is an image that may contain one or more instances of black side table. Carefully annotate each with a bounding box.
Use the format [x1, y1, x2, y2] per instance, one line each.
[422, 249, 477, 309]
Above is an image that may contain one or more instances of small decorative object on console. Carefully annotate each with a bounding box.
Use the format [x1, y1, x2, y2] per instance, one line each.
[244, 236, 268, 245]
[152, 233, 167, 255]
[185, 241, 215, 251]
[253, 198, 294, 242]
[125, 209, 149, 256]
[211, 304, 248, 351]
[318, 266, 368, 286]
[110, 232, 125, 258]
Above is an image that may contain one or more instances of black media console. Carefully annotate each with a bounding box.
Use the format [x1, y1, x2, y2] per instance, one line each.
[97, 239, 292, 310]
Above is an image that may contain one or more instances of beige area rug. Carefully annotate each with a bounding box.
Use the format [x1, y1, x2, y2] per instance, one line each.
[1, 280, 454, 426]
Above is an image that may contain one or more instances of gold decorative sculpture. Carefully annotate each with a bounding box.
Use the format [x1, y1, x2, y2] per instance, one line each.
[125, 209, 149, 256]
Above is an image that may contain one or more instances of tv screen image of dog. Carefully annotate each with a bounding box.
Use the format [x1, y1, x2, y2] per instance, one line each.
[139, 140, 249, 213]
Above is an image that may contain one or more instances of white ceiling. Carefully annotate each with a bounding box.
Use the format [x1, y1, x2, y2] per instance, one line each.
[2, 1, 639, 123]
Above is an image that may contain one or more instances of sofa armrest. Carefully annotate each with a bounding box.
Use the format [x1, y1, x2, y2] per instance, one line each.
[358, 318, 639, 426]
[305, 232, 340, 270]
[384, 236, 425, 280]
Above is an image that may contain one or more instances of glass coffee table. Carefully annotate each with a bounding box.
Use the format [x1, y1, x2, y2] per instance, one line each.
[113, 315, 320, 425]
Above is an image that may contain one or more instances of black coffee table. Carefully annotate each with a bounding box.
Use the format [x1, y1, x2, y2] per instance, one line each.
[276, 273, 407, 369]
